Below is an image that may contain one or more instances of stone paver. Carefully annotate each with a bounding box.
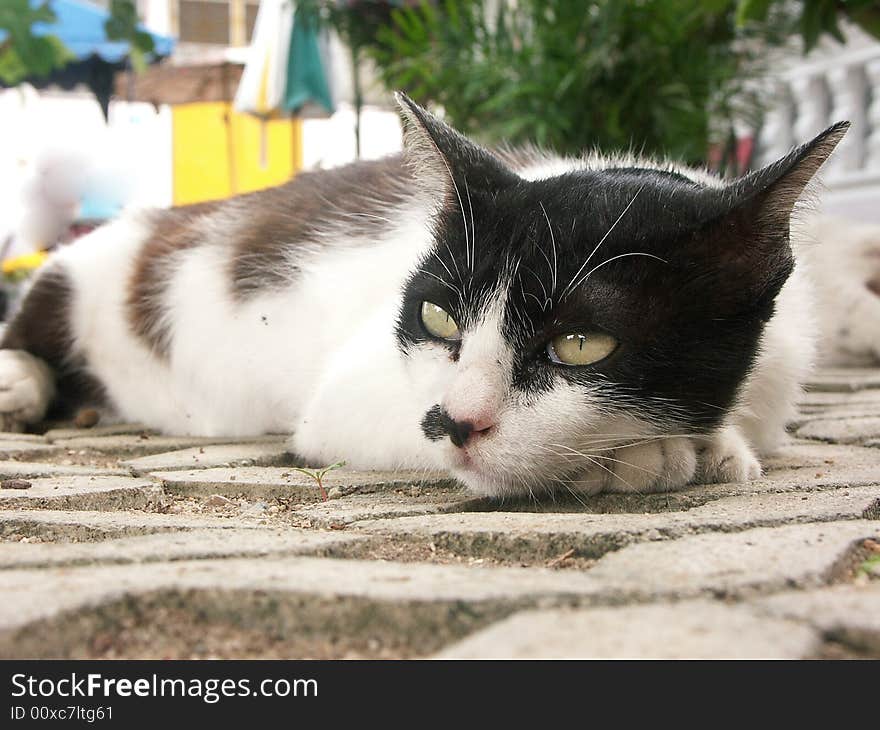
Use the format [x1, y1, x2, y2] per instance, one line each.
[295, 491, 481, 527]
[353, 488, 880, 560]
[753, 584, 880, 653]
[805, 368, 880, 392]
[0, 527, 364, 569]
[122, 441, 296, 474]
[436, 601, 820, 658]
[796, 416, 880, 444]
[0, 556, 601, 635]
[0, 440, 60, 459]
[584, 520, 877, 597]
[50, 434, 280, 456]
[0, 508, 268, 542]
[0, 476, 165, 511]
[0, 433, 47, 443]
[0, 461, 129, 478]
[42, 423, 158, 441]
[0, 365, 877, 658]
[154, 466, 455, 501]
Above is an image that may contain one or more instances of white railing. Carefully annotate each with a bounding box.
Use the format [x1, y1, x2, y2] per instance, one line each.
[757, 28, 880, 222]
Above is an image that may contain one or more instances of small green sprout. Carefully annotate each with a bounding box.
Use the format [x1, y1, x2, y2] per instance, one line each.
[857, 554, 880, 578]
[289, 461, 346, 501]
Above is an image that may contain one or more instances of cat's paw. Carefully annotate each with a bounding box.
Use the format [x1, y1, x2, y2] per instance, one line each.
[0, 350, 54, 431]
[697, 426, 762, 484]
[571, 436, 698, 495]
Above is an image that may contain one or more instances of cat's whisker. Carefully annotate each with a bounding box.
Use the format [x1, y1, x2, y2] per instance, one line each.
[573, 251, 669, 290]
[442, 242, 464, 285]
[520, 264, 551, 308]
[428, 250, 460, 291]
[561, 185, 644, 300]
[552, 478, 590, 508]
[576, 452, 639, 493]
[464, 177, 476, 271]
[523, 291, 548, 311]
[416, 269, 463, 298]
[543, 441, 667, 481]
[436, 154, 471, 275]
[580, 452, 664, 480]
[539, 201, 558, 295]
[538, 444, 640, 495]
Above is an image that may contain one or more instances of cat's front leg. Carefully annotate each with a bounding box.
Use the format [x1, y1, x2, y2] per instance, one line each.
[565, 436, 698, 495]
[597, 436, 698, 494]
[568, 426, 761, 495]
[695, 424, 762, 484]
[0, 350, 55, 432]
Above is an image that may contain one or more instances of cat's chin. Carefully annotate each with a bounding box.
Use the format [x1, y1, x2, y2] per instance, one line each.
[448, 458, 529, 499]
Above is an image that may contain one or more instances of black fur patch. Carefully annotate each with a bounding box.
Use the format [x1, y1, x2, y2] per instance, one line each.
[420, 404, 447, 441]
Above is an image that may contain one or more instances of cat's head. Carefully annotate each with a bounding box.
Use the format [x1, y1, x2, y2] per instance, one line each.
[393, 93, 847, 497]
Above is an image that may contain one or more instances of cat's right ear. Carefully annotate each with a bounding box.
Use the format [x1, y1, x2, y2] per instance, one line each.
[395, 92, 520, 200]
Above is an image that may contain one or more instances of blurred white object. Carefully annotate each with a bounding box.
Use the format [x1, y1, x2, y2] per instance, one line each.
[757, 22, 880, 224]
[234, 0, 295, 116]
[803, 215, 880, 365]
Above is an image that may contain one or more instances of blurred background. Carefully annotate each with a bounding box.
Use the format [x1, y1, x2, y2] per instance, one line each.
[1, 0, 879, 315]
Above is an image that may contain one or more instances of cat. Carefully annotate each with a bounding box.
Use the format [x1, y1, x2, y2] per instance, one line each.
[0, 93, 852, 499]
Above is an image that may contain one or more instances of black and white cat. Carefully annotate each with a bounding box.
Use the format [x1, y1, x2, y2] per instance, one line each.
[0, 94, 853, 498]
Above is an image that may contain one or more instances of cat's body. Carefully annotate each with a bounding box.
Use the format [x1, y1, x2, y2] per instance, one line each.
[0, 96, 855, 498]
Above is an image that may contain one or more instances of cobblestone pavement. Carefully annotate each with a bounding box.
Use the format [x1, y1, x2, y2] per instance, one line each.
[0, 368, 878, 659]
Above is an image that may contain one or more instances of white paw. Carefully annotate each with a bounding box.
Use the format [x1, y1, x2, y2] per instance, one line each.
[0, 350, 55, 430]
[571, 436, 698, 495]
[697, 425, 762, 484]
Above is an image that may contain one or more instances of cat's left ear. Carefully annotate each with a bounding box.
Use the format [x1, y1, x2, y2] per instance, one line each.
[694, 121, 849, 311]
[395, 92, 520, 199]
[724, 120, 850, 226]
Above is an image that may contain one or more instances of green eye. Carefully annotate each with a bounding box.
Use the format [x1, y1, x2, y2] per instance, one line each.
[547, 332, 617, 366]
[420, 302, 461, 341]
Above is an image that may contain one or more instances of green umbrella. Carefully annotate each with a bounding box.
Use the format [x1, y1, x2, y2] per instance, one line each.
[284, 4, 334, 116]
[235, 0, 334, 118]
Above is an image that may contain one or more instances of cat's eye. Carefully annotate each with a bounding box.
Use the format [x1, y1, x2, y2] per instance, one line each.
[547, 332, 617, 366]
[420, 302, 461, 341]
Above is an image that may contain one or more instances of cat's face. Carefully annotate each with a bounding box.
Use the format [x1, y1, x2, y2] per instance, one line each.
[393, 94, 846, 497]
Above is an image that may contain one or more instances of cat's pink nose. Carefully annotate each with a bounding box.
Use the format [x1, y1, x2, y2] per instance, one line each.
[438, 408, 494, 448]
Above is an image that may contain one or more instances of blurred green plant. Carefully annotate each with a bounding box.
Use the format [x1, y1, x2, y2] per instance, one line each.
[737, 0, 880, 50]
[0, 0, 154, 85]
[0, 1, 72, 84]
[367, 0, 784, 163]
[351, 0, 874, 164]
[105, 0, 155, 73]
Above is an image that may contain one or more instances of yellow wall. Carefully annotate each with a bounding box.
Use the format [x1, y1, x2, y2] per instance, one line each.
[172, 102, 303, 206]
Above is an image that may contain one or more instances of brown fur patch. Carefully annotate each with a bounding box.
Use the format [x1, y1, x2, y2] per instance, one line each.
[126, 156, 415, 354]
[126, 202, 218, 358]
[228, 155, 414, 297]
[1, 266, 107, 416]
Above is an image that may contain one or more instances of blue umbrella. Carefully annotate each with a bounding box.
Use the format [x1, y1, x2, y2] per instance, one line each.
[0, 0, 174, 118]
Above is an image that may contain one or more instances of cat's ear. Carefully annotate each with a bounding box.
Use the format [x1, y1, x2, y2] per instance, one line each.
[694, 122, 849, 311]
[395, 92, 520, 198]
[724, 121, 849, 225]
